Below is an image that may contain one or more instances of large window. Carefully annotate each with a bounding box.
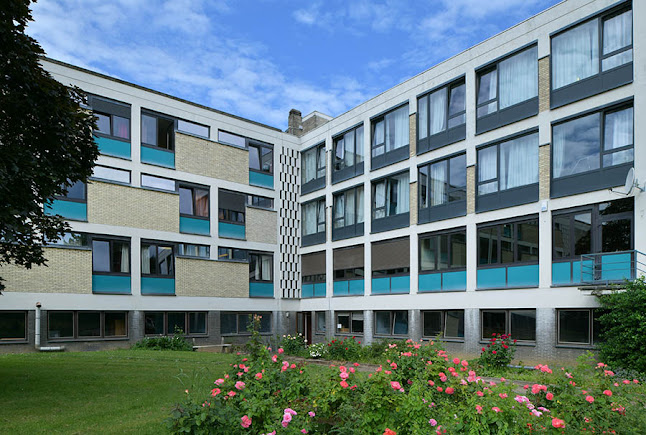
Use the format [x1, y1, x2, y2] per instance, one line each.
[552, 103, 633, 197]
[141, 242, 175, 277]
[419, 153, 466, 222]
[144, 312, 206, 336]
[336, 312, 363, 335]
[477, 131, 538, 211]
[315, 312, 326, 333]
[56, 180, 86, 202]
[94, 110, 130, 140]
[375, 311, 408, 336]
[218, 190, 246, 239]
[141, 112, 174, 151]
[418, 79, 466, 153]
[249, 253, 272, 282]
[48, 311, 127, 340]
[179, 185, 209, 218]
[478, 218, 539, 266]
[141, 174, 176, 192]
[551, 6, 632, 107]
[333, 124, 364, 183]
[249, 141, 273, 175]
[92, 166, 131, 184]
[371, 104, 409, 169]
[302, 143, 326, 193]
[218, 247, 248, 262]
[332, 185, 364, 240]
[476, 45, 538, 133]
[0, 312, 27, 341]
[372, 171, 410, 232]
[420, 229, 466, 272]
[177, 119, 209, 138]
[221, 312, 271, 334]
[302, 198, 326, 246]
[89, 95, 131, 147]
[178, 243, 210, 259]
[247, 195, 274, 210]
[302, 252, 326, 298]
[333, 245, 364, 281]
[481, 309, 536, 342]
[422, 310, 464, 340]
[92, 238, 130, 275]
[557, 309, 599, 346]
[47, 232, 89, 248]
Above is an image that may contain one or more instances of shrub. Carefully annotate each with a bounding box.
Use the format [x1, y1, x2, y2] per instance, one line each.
[477, 333, 516, 373]
[326, 336, 362, 361]
[278, 333, 307, 356]
[132, 328, 192, 351]
[307, 342, 325, 359]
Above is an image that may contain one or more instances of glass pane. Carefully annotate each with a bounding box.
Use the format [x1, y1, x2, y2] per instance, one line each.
[112, 116, 130, 139]
[517, 221, 539, 262]
[351, 315, 364, 334]
[337, 314, 350, 333]
[498, 46, 538, 109]
[355, 126, 364, 163]
[259, 313, 271, 333]
[419, 168, 428, 209]
[194, 189, 209, 217]
[602, 49, 633, 71]
[179, 187, 193, 215]
[552, 113, 600, 178]
[429, 88, 447, 135]
[158, 246, 174, 276]
[482, 311, 506, 340]
[448, 113, 466, 129]
[603, 11, 632, 55]
[156, 117, 174, 150]
[93, 166, 130, 184]
[105, 312, 127, 337]
[64, 180, 85, 200]
[438, 234, 449, 270]
[302, 148, 316, 183]
[418, 95, 428, 140]
[449, 154, 466, 188]
[559, 310, 590, 344]
[145, 312, 164, 335]
[420, 237, 436, 271]
[500, 223, 514, 264]
[448, 84, 466, 118]
[189, 312, 207, 334]
[92, 241, 111, 272]
[372, 120, 384, 150]
[552, 19, 599, 89]
[477, 101, 498, 118]
[261, 147, 273, 173]
[602, 218, 631, 252]
[346, 190, 355, 226]
[0, 313, 26, 340]
[112, 241, 129, 274]
[249, 146, 260, 170]
[344, 131, 355, 167]
[510, 310, 536, 341]
[477, 70, 497, 105]
[499, 133, 538, 190]
[603, 149, 633, 167]
[167, 312, 186, 334]
[141, 114, 157, 146]
[574, 213, 592, 256]
[429, 161, 447, 206]
[478, 181, 498, 196]
[49, 312, 74, 338]
[478, 146, 497, 183]
[316, 312, 326, 332]
[423, 311, 442, 337]
[220, 313, 237, 334]
[604, 107, 633, 152]
[141, 174, 175, 192]
[451, 233, 467, 268]
[553, 215, 572, 259]
[393, 311, 408, 335]
[375, 312, 390, 335]
[95, 113, 111, 135]
[478, 228, 498, 265]
[218, 131, 246, 148]
[177, 120, 209, 138]
[78, 312, 101, 337]
[142, 244, 157, 275]
[444, 311, 464, 338]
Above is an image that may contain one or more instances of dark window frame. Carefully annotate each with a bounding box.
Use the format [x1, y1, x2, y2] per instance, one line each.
[46, 232, 90, 249]
[332, 184, 364, 241]
[332, 123, 365, 183]
[419, 228, 467, 273]
[418, 152, 467, 222]
[417, 77, 466, 153]
[370, 102, 410, 170]
[0, 311, 28, 341]
[54, 180, 87, 203]
[248, 252, 273, 283]
[335, 311, 364, 335]
[422, 310, 465, 340]
[141, 110, 176, 152]
[480, 309, 537, 343]
[141, 241, 175, 278]
[315, 311, 326, 334]
[374, 310, 409, 337]
[220, 312, 272, 335]
[89, 95, 131, 142]
[91, 236, 131, 277]
[556, 308, 599, 346]
[301, 142, 326, 194]
[477, 215, 540, 267]
[179, 183, 210, 219]
[47, 311, 129, 341]
[177, 243, 210, 259]
[371, 170, 410, 233]
[247, 195, 274, 210]
[143, 311, 207, 336]
[218, 247, 249, 262]
[248, 140, 274, 176]
[302, 197, 326, 236]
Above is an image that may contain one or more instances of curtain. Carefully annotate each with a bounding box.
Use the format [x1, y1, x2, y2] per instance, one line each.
[344, 131, 355, 167]
[346, 190, 355, 226]
[356, 186, 364, 223]
[394, 173, 410, 214]
[373, 120, 384, 156]
[418, 95, 428, 139]
[430, 161, 447, 206]
[429, 88, 447, 135]
[499, 47, 537, 109]
[374, 182, 386, 219]
[261, 255, 272, 281]
[385, 106, 408, 152]
[477, 70, 497, 104]
[195, 190, 209, 217]
[478, 146, 498, 194]
[317, 201, 326, 233]
[355, 126, 364, 163]
[303, 149, 316, 182]
[120, 244, 129, 273]
[141, 245, 151, 274]
[603, 11, 632, 54]
[317, 147, 326, 178]
[303, 202, 316, 235]
[499, 133, 538, 190]
[552, 19, 599, 89]
[604, 107, 633, 166]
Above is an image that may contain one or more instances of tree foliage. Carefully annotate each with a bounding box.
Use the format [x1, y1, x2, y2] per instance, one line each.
[596, 277, 646, 373]
[0, 0, 98, 289]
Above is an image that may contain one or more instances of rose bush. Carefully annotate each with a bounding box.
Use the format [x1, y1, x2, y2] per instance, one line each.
[477, 333, 516, 374]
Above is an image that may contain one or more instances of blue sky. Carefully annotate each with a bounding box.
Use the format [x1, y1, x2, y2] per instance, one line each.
[27, 0, 561, 130]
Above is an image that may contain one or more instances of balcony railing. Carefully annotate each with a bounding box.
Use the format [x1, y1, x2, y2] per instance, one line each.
[580, 250, 646, 286]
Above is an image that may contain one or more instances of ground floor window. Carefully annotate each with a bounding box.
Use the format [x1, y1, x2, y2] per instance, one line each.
[481, 309, 536, 342]
[144, 312, 207, 336]
[375, 311, 408, 336]
[220, 312, 271, 334]
[315, 312, 326, 333]
[336, 311, 363, 334]
[48, 311, 127, 340]
[557, 309, 599, 346]
[0, 311, 27, 341]
[422, 310, 464, 339]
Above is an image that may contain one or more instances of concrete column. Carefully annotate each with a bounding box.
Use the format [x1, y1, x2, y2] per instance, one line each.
[633, 0, 646, 258]
[363, 310, 374, 345]
[466, 222, 477, 292]
[464, 308, 480, 352]
[409, 309, 421, 341]
[131, 310, 144, 342]
[131, 235, 141, 296]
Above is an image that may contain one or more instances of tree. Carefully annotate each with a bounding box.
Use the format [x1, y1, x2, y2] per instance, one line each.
[0, 0, 99, 291]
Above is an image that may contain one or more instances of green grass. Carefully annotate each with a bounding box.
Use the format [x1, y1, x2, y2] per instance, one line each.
[0, 350, 238, 434]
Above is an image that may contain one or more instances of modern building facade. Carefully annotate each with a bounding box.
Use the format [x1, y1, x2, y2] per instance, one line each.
[1, 0, 644, 363]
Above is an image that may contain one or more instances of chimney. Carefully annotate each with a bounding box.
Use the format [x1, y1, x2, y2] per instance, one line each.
[287, 109, 303, 137]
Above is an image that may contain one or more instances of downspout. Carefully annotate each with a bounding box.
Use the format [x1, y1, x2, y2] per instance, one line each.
[35, 302, 65, 352]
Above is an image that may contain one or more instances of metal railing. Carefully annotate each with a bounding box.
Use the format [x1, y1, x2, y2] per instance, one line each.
[580, 250, 646, 285]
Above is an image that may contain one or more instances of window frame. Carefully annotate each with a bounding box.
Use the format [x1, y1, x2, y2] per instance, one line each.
[179, 183, 210, 219]
[480, 309, 537, 343]
[143, 311, 207, 337]
[421, 310, 465, 341]
[477, 215, 540, 268]
[54, 180, 87, 203]
[248, 140, 274, 176]
[91, 236, 131, 277]
[418, 151, 467, 223]
[417, 77, 466, 153]
[370, 102, 410, 170]
[301, 142, 326, 194]
[302, 197, 326, 246]
[247, 195, 274, 210]
[141, 241, 175, 278]
[91, 166, 131, 185]
[335, 311, 364, 335]
[0, 311, 28, 342]
[218, 247, 249, 262]
[371, 170, 410, 233]
[419, 228, 467, 273]
[248, 252, 273, 283]
[177, 243, 210, 259]
[46, 232, 90, 249]
[89, 95, 131, 142]
[374, 310, 409, 337]
[220, 312, 272, 335]
[556, 309, 599, 346]
[332, 123, 365, 184]
[315, 311, 326, 334]
[47, 311, 128, 341]
[176, 119, 210, 139]
[141, 110, 176, 152]
[140, 174, 177, 192]
[332, 184, 364, 241]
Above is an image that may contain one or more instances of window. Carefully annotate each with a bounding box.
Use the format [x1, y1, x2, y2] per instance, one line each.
[249, 141, 273, 175]
[47, 232, 89, 248]
[92, 166, 130, 184]
[419, 153, 466, 222]
[336, 312, 363, 334]
[302, 198, 326, 245]
[141, 174, 176, 192]
[302, 252, 325, 298]
[247, 195, 274, 209]
[420, 229, 466, 272]
[179, 185, 209, 218]
[0, 312, 27, 341]
[481, 309, 536, 342]
[371, 104, 409, 169]
[332, 185, 364, 240]
[141, 112, 175, 151]
[372, 237, 410, 277]
[333, 124, 364, 183]
[478, 218, 539, 266]
[219, 209, 245, 223]
[177, 119, 209, 138]
[141, 242, 174, 277]
[220, 312, 271, 334]
[375, 311, 408, 336]
[48, 311, 127, 340]
[557, 309, 599, 346]
[552, 103, 633, 197]
[551, 6, 632, 107]
[218, 247, 248, 262]
[333, 245, 364, 280]
[476, 45, 538, 133]
[218, 130, 246, 148]
[89, 95, 130, 140]
[302, 143, 326, 193]
[418, 79, 466, 152]
[315, 312, 326, 333]
[144, 312, 206, 336]
[178, 244, 210, 259]
[372, 171, 409, 232]
[92, 238, 130, 275]
[422, 311, 464, 339]
[56, 180, 86, 201]
[249, 253, 272, 282]
[218, 190, 246, 239]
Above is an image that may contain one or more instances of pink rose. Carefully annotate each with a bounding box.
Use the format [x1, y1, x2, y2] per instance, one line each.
[603, 389, 612, 397]
[235, 381, 245, 390]
[390, 381, 402, 390]
[585, 395, 594, 403]
[278, 348, 284, 354]
[255, 373, 263, 380]
[241, 415, 252, 428]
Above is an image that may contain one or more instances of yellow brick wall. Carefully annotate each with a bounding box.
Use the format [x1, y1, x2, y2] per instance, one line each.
[538, 56, 550, 112]
[410, 182, 417, 225]
[466, 166, 476, 214]
[246, 207, 278, 244]
[409, 113, 416, 157]
[0, 247, 92, 294]
[175, 132, 248, 184]
[175, 258, 248, 297]
[539, 144, 551, 200]
[87, 180, 179, 232]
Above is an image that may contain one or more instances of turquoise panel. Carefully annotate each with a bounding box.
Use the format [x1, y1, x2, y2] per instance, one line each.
[371, 277, 390, 294]
[314, 283, 326, 297]
[390, 275, 410, 294]
[92, 275, 131, 294]
[333, 280, 349, 296]
[219, 222, 245, 239]
[442, 271, 466, 291]
[45, 200, 87, 221]
[141, 277, 175, 295]
[580, 260, 594, 282]
[95, 136, 131, 159]
[249, 282, 274, 297]
[552, 262, 572, 285]
[419, 273, 442, 292]
[601, 253, 632, 281]
[302, 284, 314, 298]
[507, 264, 539, 287]
[141, 146, 175, 168]
[180, 216, 210, 235]
[249, 171, 274, 189]
[477, 268, 507, 289]
[348, 279, 364, 295]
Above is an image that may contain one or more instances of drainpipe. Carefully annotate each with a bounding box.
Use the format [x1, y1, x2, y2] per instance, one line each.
[35, 302, 65, 352]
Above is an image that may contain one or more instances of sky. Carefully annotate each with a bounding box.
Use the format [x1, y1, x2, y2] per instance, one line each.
[27, 0, 562, 130]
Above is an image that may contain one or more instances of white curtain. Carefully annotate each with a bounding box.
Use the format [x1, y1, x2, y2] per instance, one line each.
[603, 11, 632, 54]
[499, 47, 537, 109]
[429, 88, 447, 135]
[394, 173, 410, 214]
[141, 246, 151, 274]
[386, 106, 409, 152]
[261, 256, 272, 281]
[303, 149, 316, 183]
[346, 190, 355, 226]
[317, 201, 326, 233]
[499, 133, 538, 190]
[303, 202, 316, 235]
[344, 131, 355, 167]
[418, 95, 428, 139]
[334, 195, 344, 228]
[355, 126, 364, 163]
[552, 19, 599, 89]
[430, 161, 447, 206]
[478, 146, 498, 195]
[604, 107, 633, 166]
[120, 244, 129, 273]
[356, 186, 364, 223]
[373, 120, 384, 156]
[374, 182, 386, 219]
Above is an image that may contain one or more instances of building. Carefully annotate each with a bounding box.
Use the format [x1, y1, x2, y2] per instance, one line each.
[1, 0, 643, 363]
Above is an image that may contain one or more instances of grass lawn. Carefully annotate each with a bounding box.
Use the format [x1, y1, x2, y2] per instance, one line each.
[0, 350, 240, 434]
